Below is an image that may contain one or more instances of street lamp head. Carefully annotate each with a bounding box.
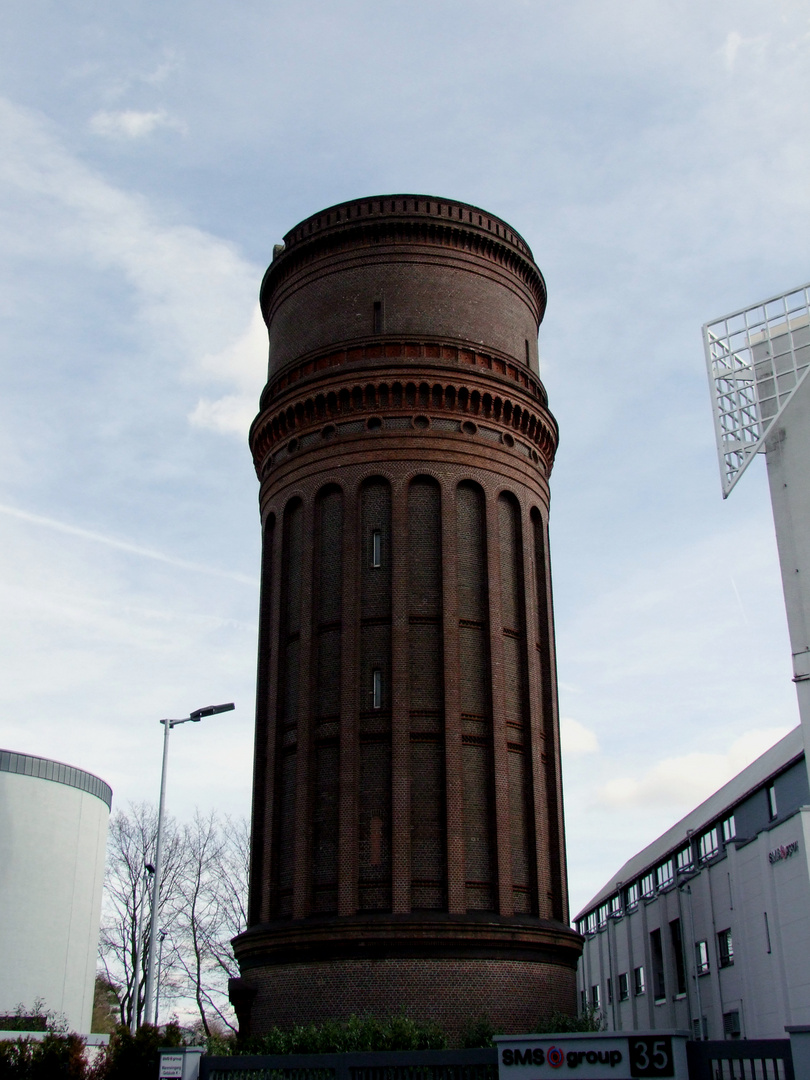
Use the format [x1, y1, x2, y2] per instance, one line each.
[189, 702, 235, 720]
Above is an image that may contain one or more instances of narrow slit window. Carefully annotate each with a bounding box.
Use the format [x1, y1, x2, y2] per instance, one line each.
[371, 529, 382, 567]
[718, 927, 734, 968]
[370, 815, 383, 865]
[372, 668, 382, 709]
[373, 300, 383, 334]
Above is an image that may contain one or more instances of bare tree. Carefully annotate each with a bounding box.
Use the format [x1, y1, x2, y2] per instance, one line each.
[168, 811, 249, 1035]
[210, 814, 249, 978]
[98, 805, 249, 1033]
[98, 803, 184, 1028]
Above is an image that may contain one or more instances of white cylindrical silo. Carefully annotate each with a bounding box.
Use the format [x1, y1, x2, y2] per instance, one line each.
[0, 751, 111, 1034]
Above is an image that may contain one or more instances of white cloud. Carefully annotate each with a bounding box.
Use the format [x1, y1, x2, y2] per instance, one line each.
[141, 51, 182, 87]
[561, 717, 599, 756]
[598, 727, 791, 810]
[189, 394, 258, 437]
[722, 31, 744, 71]
[0, 96, 262, 400]
[190, 305, 268, 436]
[0, 502, 256, 585]
[720, 29, 767, 73]
[89, 108, 186, 139]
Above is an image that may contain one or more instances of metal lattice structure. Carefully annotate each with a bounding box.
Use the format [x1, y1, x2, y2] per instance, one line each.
[703, 283, 810, 497]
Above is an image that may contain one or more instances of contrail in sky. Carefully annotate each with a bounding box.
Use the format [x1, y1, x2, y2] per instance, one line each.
[0, 502, 257, 586]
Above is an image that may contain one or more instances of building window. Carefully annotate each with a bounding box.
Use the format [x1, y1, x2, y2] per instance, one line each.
[764, 911, 772, 954]
[650, 928, 666, 1002]
[586, 911, 597, 935]
[580, 989, 587, 1012]
[693, 1016, 708, 1041]
[609, 894, 622, 917]
[670, 919, 686, 996]
[634, 966, 645, 996]
[625, 882, 639, 910]
[718, 928, 734, 968]
[372, 668, 383, 709]
[657, 859, 674, 890]
[722, 815, 736, 843]
[723, 1010, 741, 1039]
[618, 972, 629, 1001]
[640, 872, 655, 899]
[768, 784, 778, 820]
[699, 827, 719, 862]
[371, 529, 382, 568]
[372, 300, 383, 334]
[677, 845, 694, 873]
[695, 940, 710, 974]
[370, 815, 383, 866]
[591, 984, 600, 1009]
[607, 978, 613, 1004]
[598, 903, 609, 928]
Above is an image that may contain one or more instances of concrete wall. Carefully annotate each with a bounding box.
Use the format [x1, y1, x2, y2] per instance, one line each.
[0, 769, 109, 1033]
[766, 372, 810, 790]
[577, 805, 810, 1040]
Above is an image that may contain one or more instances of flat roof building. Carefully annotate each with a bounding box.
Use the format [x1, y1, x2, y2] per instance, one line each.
[575, 727, 810, 1040]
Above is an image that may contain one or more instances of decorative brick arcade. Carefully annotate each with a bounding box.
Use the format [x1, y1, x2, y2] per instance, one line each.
[231, 196, 582, 1042]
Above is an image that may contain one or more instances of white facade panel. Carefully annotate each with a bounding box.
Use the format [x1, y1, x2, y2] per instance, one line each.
[576, 733, 810, 1041]
[764, 373, 810, 776]
[0, 760, 110, 1033]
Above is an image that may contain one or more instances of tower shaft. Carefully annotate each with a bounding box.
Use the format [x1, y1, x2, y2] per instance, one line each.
[233, 196, 581, 1040]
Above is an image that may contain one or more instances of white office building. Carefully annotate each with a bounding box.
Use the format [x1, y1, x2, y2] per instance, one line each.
[0, 749, 111, 1033]
[575, 727, 810, 1040]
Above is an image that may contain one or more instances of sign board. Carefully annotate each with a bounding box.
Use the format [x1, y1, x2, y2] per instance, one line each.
[158, 1054, 184, 1079]
[158, 1047, 203, 1080]
[496, 1032, 689, 1080]
[769, 840, 799, 865]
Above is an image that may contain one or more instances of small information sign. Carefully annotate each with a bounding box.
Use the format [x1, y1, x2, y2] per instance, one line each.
[158, 1047, 203, 1080]
[158, 1053, 184, 1079]
[496, 1032, 688, 1080]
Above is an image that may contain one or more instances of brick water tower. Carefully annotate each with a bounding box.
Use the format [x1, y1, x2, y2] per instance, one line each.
[232, 196, 582, 1040]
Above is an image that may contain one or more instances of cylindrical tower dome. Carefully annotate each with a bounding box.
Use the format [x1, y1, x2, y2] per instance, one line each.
[233, 195, 582, 1041]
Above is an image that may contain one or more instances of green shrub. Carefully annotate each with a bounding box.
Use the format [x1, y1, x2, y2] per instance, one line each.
[236, 1013, 448, 1055]
[460, 1015, 502, 1049]
[0, 1032, 87, 1079]
[88, 1022, 185, 1080]
[533, 1006, 605, 1034]
[0, 999, 59, 1034]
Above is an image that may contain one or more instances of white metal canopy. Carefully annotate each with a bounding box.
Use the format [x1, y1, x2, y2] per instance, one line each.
[703, 283, 810, 497]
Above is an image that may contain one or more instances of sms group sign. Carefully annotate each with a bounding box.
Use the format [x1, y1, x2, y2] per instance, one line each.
[495, 1033, 689, 1080]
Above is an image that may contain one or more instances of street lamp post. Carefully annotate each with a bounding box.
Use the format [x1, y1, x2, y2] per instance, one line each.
[142, 702, 235, 1027]
[131, 864, 154, 1034]
[154, 928, 167, 1027]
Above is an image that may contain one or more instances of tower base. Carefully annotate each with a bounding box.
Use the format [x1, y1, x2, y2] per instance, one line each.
[232, 915, 581, 1044]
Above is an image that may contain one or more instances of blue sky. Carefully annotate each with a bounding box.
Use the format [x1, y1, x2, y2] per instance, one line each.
[1, 0, 808, 919]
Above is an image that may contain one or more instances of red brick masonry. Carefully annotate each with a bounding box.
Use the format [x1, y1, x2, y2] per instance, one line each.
[234, 195, 582, 1042]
